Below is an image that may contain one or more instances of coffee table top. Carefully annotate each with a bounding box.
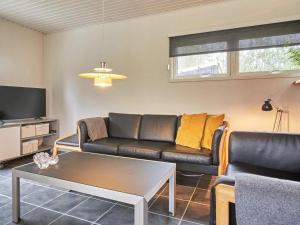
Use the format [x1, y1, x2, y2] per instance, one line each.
[14, 151, 175, 197]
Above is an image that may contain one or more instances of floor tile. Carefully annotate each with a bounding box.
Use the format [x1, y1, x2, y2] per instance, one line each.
[149, 213, 180, 225]
[21, 187, 64, 206]
[0, 194, 10, 207]
[69, 190, 92, 197]
[23, 179, 51, 188]
[197, 179, 215, 189]
[20, 182, 48, 197]
[0, 168, 12, 177]
[149, 196, 188, 219]
[157, 183, 168, 195]
[148, 195, 159, 207]
[7, 207, 61, 225]
[161, 184, 195, 201]
[97, 205, 133, 225]
[0, 202, 36, 225]
[92, 195, 118, 204]
[117, 201, 134, 208]
[43, 192, 88, 213]
[191, 188, 210, 205]
[183, 202, 210, 225]
[180, 221, 201, 225]
[0, 178, 45, 198]
[0, 175, 9, 181]
[176, 175, 200, 187]
[67, 197, 114, 222]
[0, 178, 12, 196]
[50, 215, 92, 225]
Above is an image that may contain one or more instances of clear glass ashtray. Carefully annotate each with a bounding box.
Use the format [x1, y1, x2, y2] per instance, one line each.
[33, 152, 59, 169]
[33, 152, 50, 169]
[49, 155, 59, 165]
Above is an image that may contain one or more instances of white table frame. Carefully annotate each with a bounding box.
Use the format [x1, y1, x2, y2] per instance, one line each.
[12, 158, 176, 225]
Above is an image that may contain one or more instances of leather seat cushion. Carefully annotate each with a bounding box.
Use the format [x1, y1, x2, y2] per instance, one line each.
[83, 138, 134, 155]
[139, 114, 178, 142]
[119, 141, 173, 159]
[56, 134, 79, 147]
[108, 113, 142, 139]
[226, 163, 300, 182]
[162, 145, 212, 165]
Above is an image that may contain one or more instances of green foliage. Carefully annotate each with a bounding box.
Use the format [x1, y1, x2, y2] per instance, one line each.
[239, 46, 300, 72]
[289, 48, 300, 66]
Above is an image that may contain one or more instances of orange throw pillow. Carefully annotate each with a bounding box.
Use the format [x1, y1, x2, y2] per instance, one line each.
[176, 113, 207, 149]
[201, 114, 225, 150]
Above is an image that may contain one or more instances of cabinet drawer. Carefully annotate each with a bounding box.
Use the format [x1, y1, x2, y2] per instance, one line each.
[21, 125, 36, 138]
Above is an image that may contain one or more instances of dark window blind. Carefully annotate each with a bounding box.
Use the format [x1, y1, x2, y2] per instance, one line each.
[169, 20, 300, 57]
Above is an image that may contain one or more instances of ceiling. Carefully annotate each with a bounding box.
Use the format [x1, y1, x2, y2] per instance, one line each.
[0, 0, 226, 33]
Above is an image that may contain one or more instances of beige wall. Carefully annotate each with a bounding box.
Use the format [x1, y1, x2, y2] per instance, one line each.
[44, 0, 300, 134]
[0, 18, 44, 88]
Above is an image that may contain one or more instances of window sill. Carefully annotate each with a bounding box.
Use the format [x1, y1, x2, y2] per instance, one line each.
[169, 71, 300, 83]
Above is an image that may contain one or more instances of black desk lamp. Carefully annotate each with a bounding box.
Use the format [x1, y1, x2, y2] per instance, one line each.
[262, 99, 288, 132]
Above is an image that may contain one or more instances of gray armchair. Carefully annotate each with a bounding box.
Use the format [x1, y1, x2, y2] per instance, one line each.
[217, 174, 300, 225]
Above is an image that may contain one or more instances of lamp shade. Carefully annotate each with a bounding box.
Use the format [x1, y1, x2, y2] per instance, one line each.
[79, 61, 127, 88]
[262, 99, 273, 111]
[94, 76, 112, 87]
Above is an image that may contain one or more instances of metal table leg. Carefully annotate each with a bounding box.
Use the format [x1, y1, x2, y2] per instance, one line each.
[134, 198, 148, 225]
[169, 170, 176, 216]
[12, 172, 20, 223]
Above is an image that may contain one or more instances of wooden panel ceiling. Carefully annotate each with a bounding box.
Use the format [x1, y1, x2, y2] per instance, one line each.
[0, 0, 226, 33]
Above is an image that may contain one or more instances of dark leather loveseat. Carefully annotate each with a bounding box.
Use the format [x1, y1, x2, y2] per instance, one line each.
[210, 131, 300, 225]
[78, 112, 228, 175]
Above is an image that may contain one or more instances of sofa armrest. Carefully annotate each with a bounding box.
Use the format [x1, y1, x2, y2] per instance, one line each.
[77, 117, 109, 148]
[77, 120, 88, 149]
[210, 176, 235, 225]
[211, 121, 229, 167]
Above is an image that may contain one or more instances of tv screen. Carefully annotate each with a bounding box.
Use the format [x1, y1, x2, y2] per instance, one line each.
[0, 86, 46, 120]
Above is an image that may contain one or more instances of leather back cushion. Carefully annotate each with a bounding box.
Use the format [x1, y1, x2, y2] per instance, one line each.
[229, 132, 300, 173]
[108, 113, 142, 139]
[139, 114, 178, 142]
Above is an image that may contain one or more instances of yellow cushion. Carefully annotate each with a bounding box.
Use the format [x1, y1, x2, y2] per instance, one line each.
[175, 113, 207, 149]
[201, 114, 225, 150]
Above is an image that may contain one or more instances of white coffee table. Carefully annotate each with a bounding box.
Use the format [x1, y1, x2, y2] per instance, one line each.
[12, 151, 176, 225]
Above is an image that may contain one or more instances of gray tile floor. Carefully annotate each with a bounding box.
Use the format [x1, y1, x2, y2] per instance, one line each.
[0, 156, 215, 225]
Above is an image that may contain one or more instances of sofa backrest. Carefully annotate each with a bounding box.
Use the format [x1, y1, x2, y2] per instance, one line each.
[139, 114, 177, 143]
[108, 113, 142, 139]
[229, 131, 300, 173]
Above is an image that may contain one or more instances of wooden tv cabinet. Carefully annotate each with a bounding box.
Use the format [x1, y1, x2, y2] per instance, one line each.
[0, 118, 59, 168]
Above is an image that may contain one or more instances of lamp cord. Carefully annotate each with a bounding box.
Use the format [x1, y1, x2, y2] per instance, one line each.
[101, 0, 105, 62]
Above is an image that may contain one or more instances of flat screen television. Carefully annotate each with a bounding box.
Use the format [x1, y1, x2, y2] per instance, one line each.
[0, 86, 46, 121]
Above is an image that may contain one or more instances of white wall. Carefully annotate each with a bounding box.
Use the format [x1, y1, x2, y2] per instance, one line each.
[0, 18, 44, 88]
[44, 0, 300, 134]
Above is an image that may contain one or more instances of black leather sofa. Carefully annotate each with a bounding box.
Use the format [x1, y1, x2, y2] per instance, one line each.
[210, 131, 300, 225]
[78, 113, 228, 175]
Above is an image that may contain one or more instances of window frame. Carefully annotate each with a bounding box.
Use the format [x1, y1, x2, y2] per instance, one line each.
[169, 48, 300, 82]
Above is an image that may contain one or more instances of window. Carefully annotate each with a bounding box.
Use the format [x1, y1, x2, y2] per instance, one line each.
[238, 46, 300, 74]
[175, 52, 228, 78]
[169, 20, 300, 81]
